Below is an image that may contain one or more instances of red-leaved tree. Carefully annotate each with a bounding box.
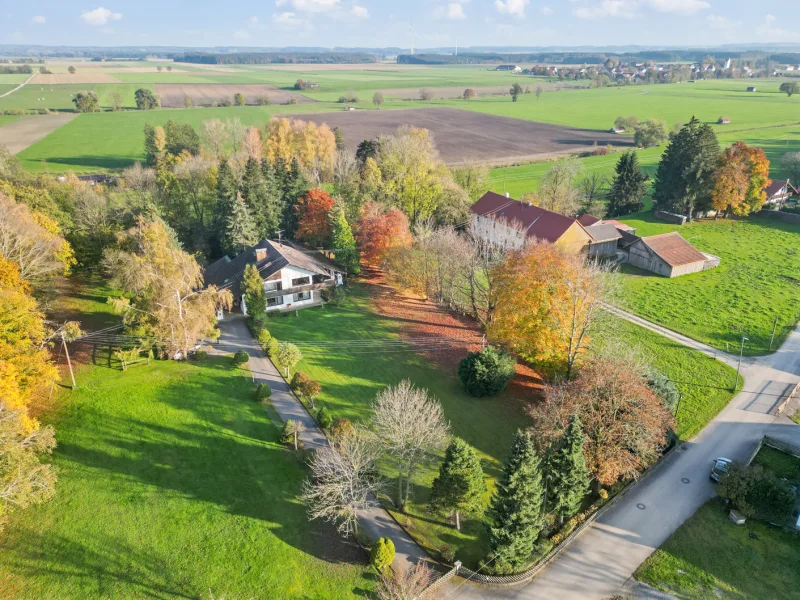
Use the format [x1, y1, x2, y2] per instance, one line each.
[355, 201, 412, 265]
[295, 189, 336, 247]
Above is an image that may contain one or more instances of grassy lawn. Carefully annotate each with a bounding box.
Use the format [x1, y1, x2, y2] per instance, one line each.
[0, 355, 373, 600]
[635, 500, 800, 600]
[614, 214, 800, 356]
[264, 280, 738, 565]
[752, 445, 800, 482]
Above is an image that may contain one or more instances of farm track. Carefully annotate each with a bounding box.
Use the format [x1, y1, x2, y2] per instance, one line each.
[0, 74, 34, 98]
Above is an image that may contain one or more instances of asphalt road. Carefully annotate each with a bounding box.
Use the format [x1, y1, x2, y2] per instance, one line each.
[446, 311, 800, 600]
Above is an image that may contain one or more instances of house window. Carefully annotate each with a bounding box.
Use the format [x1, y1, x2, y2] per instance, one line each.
[267, 296, 284, 308]
[291, 276, 311, 287]
[293, 292, 312, 302]
[264, 281, 282, 292]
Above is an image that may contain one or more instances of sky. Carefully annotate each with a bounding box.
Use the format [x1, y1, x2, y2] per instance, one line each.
[2, 1, 800, 50]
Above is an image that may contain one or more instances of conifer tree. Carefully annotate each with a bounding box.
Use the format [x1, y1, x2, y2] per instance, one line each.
[546, 414, 591, 523]
[241, 263, 267, 318]
[241, 157, 282, 240]
[224, 193, 258, 255]
[330, 207, 361, 274]
[607, 151, 649, 217]
[429, 438, 486, 531]
[213, 158, 238, 255]
[281, 157, 310, 238]
[486, 430, 545, 574]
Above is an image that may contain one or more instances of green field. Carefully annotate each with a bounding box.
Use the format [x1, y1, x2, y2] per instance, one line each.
[0, 74, 31, 84]
[636, 500, 800, 600]
[0, 354, 372, 599]
[264, 281, 736, 565]
[0, 114, 22, 127]
[616, 214, 800, 356]
[0, 83, 154, 113]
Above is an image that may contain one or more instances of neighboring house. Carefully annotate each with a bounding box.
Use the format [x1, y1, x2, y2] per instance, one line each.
[496, 64, 522, 73]
[577, 214, 637, 235]
[765, 179, 797, 207]
[625, 232, 719, 278]
[205, 239, 344, 317]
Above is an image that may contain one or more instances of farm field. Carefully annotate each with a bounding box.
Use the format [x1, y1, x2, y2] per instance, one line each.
[0, 74, 32, 84]
[0, 83, 154, 112]
[616, 214, 800, 356]
[0, 114, 23, 127]
[635, 500, 800, 600]
[155, 83, 314, 107]
[0, 114, 77, 155]
[264, 279, 736, 565]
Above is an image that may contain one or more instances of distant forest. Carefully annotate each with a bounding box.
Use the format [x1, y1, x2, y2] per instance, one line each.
[178, 52, 379, 65]
[398, 51, 800, 65]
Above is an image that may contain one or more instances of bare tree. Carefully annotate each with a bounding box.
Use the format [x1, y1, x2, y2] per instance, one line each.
[226, 118, 246, 155]
[376, 562, 439, 600]
[201, 119, 228, 160]
[370, 380, 450, 506]
[578, 172, 609, 217]
[538, 159, 584, 216]
[243, 127, 263, 161]
[535, 85, 544, 101]
[419, 88, 435, 102]
[301, 431, 383, 537]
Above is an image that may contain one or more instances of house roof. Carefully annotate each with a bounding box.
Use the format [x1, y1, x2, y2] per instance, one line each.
[204, 239, 342, 297]
[766, 179, 790, 197]
[640, 232, 707, 268]
[471, 192, 587, 244]
[585, 222, 622, 243]
[577, 214, 601, 227]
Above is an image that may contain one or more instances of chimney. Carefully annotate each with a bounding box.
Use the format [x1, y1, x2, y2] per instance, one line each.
[255, 248, 267, 263]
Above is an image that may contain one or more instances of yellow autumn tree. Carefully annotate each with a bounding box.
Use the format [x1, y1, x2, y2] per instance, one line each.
[264, 118, 336, 182]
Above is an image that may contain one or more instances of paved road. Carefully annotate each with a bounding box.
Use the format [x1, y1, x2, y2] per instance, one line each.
[211, 316, 432, 571]
[447, 310, 800, 600]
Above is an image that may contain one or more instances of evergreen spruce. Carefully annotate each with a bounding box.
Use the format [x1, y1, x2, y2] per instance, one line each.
[224, 193, 258, 255]
[607, 152, 649, 217]
[241, 157, 282, 240]
[330, 207, 361, 275]
[241, 263, 267, 318]
[653, 116, 720, 219]
[546, 415, 591, 523]
[281, 158, 310, 238]
[486, 430, 545, 574]
[429, 438, 486, 531]
[212, 158, 238, 255]
[333, 126, 346, 151]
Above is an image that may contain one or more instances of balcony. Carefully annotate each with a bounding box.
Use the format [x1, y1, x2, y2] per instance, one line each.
[263, 280, 334, 300]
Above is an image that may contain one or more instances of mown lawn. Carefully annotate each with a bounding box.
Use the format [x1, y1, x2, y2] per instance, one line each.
[265, 281, 738, 565]
[635, 500, 800, 599]
[615, 214, 800, 356]
[752, 445, 800, 482]
[0, 355, 373, 599]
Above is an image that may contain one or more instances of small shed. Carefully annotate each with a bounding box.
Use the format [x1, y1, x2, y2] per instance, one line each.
[747, 86, 757, 92]
[718, 117, 732, 125]
[585, 222, 622, 258]
[627, 232, 713, 278]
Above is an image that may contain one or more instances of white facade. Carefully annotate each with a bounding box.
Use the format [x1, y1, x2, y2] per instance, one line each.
[471, 214, 526, 250]
[263, 265, 322, 312]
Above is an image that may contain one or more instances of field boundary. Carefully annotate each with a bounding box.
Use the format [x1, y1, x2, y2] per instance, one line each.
[0, 73, 34, 98]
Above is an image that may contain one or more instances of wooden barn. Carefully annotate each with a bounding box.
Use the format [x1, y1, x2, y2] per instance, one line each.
[626, 232, 718, 278]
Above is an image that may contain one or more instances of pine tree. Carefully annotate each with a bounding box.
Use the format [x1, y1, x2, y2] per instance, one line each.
[213, 158, 238, 255]
[486, 430, 545, 574]
[607, 151, 649, 217]
[224, 193, 258, 256]
[429, 438, 486, 531]
[330, 207, 361, 275]
[546, 414, 591, 523]
[241, 263, 267, 318]
[281, 158, 310, 238]
[241, 157, 282, 240]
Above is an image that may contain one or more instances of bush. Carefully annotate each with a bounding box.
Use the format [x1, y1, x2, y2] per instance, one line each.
[254, 383, 272, 402]
[647, 370, 679, 410]
[256, 96, 271, 106]
[257, 328, 272, 350]
[458, 346, 517, 397]
[370, 537, 395, 570]
[280, 420, 302, 448]
[598, 488, 609, 500]
[192, 350, 208, 361]
[439, 544, 456, 564]
[316, 406, 333, 429]
[291, 371, 311, 393]
[232, 350, 249, 366]
[275, 342, 302, 371]
[266, 337, 279, 359]
[718, 464, 795, 523]
[330, 417, 355, 441]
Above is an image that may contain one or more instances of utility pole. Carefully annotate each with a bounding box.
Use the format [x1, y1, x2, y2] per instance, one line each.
[735, 335, 748, 390]
[770, 314, 779, 351]
[62, 331, 76, 390]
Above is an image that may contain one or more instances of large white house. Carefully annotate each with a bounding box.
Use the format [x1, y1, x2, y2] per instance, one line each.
[205, 239, 344, 316]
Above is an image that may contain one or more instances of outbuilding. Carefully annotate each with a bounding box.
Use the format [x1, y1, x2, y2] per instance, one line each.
[626, 232, 718, 278]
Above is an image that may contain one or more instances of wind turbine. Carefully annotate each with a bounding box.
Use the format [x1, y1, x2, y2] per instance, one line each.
[409, 22, 420, 55]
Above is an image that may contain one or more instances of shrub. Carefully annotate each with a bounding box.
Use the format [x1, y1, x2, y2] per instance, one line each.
[370, 537, 395, 570]
[256, 96, 271, 106]
[439, 544, 456, 564]
[718, 464, 795, 523]
[316, 406, 333, 429]
[300, 379, 322, 409]
[598, 488, 609, 500]
[254, 383, 272, 402]
[232, 350, 249, 366]
[458, 346, 517, 397]
[275, 342, 302, 371]
[330, 417, 355, 441]
[266, 337, 279, 358]
[647, 370, 679, 410]
[192, 350, 208, 361]
[220, 99, 232, 107]
[280, 420, 304, 449]
[291, 371, 311, 393]
[257, 328, 272, 350]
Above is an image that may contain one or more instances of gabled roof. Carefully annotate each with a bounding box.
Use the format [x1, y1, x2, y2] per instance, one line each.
[577, 214, 601, 227]
[766, 179, 791, 197]
[204, 239, 342, 297]
[640, 232, 707, 268]
[585, 222, 622, 243]
[471, 192, 587, 244]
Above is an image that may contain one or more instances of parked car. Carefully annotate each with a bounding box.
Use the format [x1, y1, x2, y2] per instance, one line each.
[710, 457, 733, 482]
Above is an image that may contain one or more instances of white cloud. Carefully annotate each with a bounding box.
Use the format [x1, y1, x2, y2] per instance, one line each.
[539, 5, 553, 16]
[233, 29, 250, 40]
[436, 3, 466, 20]
[32, 15, 46, 24]
[495, 0, 530, 17]
[707, 15, 739, 30]
[249, 16, 259, 25]
[757, 14, 800, 42]
[80, 7, 122, 26]
[351, 4, 369, 18]
[273, 11, 305, 26]
[573, 1, 638, 20]
[646, 0, 709, 15]
[275, 0, 341, 13]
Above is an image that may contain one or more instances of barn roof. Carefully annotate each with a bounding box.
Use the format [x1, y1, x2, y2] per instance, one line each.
[577, 214, 601, 227]
[471, 192, 586, 244]
[641, 232, 707, 268]
[765, 179, 790, 197]
[585, 222, 622, 243]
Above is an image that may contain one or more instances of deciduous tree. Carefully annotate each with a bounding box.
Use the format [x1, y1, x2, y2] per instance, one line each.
[135, 88, 160, 110]
[107, 91, 122, 111]
[633, 119, 669, 148]
[711, 141, 771, 216]
[295, 189, 335, 247]
[779, 81, 799, 97]
[72, 90, 99, 113]
[376, 562, 436, 600]
[429, 438, 486, 530]
[355, 201, 411, 266]
[372, 91, 385, 109]
[510, 83, 523, 102]
[463, 88, 476, 103]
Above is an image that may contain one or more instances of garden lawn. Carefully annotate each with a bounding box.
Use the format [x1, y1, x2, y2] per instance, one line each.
[615, 214, 800, 356]
[752, 445, 800, 481]
[635, 500, 800, 600]
[599, 317, 738, 440]
[0, 357, 373, 600]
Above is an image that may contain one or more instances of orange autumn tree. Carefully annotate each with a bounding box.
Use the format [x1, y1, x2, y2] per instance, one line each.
[295, 189, 336, 247]
[711, 141, 771, 216]
[355, 201, 412, 265]
[529, 355, 674, 485]
[488, 242, 613, 377]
